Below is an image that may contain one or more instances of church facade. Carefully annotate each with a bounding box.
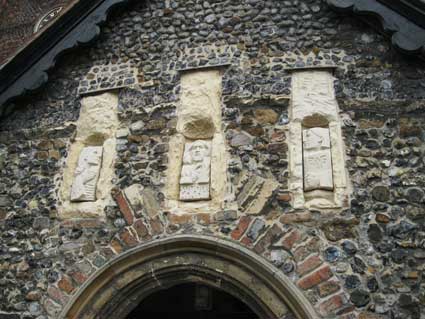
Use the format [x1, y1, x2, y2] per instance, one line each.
[0, 0, 425, 318]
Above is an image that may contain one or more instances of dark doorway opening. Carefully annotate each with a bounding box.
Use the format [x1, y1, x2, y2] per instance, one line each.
[126, 283, 259, 319]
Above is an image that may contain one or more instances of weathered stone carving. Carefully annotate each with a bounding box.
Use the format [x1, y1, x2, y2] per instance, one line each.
[289, 70, 349, 209]
[70, 146, 103, 202]
[303, 128, 334, 191]
[180, 140, 212, 201]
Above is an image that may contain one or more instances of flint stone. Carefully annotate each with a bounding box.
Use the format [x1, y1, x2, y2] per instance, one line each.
[406, 187, 424, 203]
[33, 217, 50, 230]
[345, 275, 361, 289]
[130, 121, 144, 134]
[391, 248, 408, 264]
[351, 289, 370, 307]
[371, 186, 390, 202]
[351, 256, 367, 274]
[367, 277, 379, 292]
[342, 240, 357, 255]
[388, 221, 416, 239]
[324, 246, 340, 262]
[368, 224, 382, 243]
[247, 218, 265, 241]
[231, 132, 253, 147]
[0, 195, 12, 207]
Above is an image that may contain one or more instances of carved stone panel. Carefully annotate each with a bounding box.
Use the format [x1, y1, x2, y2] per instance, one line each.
[180, 140, 212, 201]
[70, 146, 103, 202]
[303, 128, 333, 191]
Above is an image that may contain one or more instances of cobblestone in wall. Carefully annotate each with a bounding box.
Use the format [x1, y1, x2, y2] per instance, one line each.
[77, 61, 139, 95]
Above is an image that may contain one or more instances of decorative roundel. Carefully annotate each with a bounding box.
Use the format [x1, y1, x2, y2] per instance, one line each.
[33, 7, 63, 33]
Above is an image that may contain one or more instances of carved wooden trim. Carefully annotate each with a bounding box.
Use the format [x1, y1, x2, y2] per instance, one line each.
[0, 0, 132, 116]
[327, 0, 425, 58]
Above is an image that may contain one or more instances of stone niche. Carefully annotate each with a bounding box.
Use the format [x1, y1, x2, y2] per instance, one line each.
[166, 69, 227, 214]
[289, 70, 350, 210]
[58, 92, 119, 218]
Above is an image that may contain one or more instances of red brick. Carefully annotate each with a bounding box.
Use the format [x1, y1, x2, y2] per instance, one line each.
[297, 265, 332, 290]
[47, 286, 69, 305]
[231, 216, 252, 240]
[120, 228, 139, 247]
[240, 236, 252, 246]
[133, 219, 150, 240]
[150, 217, 163, 235]
[113, 191, 134, 225]
[318, 293, 347, 316]
[277, 193, 291, 202]
[279, 229, 302, 251]
[296, 254, 322, 276]
[293, 237, 320, 262]
[168, 213, 192, 225]
[254, 224, 282, 254]
[69, 270, 88, 285]
[318, 280, 340, 298]
[110, 238, 123, 254]
[58, 275, 75, 294]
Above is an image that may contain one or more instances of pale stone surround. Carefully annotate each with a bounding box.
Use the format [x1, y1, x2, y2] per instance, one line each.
[58, 92, 119, 218]
[289, 70, 350, 210]
[166, 69, 228, 214]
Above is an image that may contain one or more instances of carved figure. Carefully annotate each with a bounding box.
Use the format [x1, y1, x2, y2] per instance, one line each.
[303, 128, 333, 191]
[180, 140, 212, 201]
[70, 146, 103, 202]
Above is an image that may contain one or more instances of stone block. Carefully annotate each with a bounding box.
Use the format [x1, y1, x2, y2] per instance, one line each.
[303, 127, 333, 191]
[123, 184, 143, 212]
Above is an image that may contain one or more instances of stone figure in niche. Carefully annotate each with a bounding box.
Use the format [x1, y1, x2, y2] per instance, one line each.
[70, 146, 103, 202]
[303, 128, 333, 191]
[180, 140, 212, 201]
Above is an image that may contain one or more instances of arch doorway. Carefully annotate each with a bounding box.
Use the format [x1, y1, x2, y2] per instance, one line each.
[61, 235, 318, 319]
[127, 283, 258, 319]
